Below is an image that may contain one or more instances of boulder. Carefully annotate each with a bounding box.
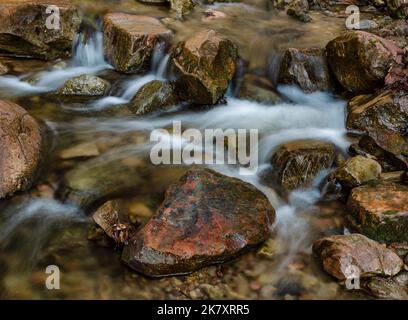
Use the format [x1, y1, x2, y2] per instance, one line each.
[58, 74, 110, 96]
[103, 13, 173, 73]
[330, 155, 382, 189]
[347, 181, 408, 243]
[0, 62, 8, 75]
[171, 29, 238, 105]
[58, 148, 149, 209]
[236, 74, 282, 104]
[347, 88, 408, 171]
[0, 0, 81, 60]
[0, 100, 47, 198]
[128, 80, 178, 115]
[313, 234, 404, 281]
[278, 48, 332, 92]
[170, 0, 197, 17]
[326, 31, 402, 93]
[271, 140, 336, 190]
[122, 168, 275, 277]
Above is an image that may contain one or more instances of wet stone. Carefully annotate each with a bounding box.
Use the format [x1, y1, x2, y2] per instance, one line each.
[122, 168, 275, 277]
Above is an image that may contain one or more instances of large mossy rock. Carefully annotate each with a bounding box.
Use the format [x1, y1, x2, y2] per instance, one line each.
[271, 140, 336, 190]
[278, 48, 332, 92]
[122, 168, 275, 277]
[236, 74, 282, 104]
[103, 13, 173, 74]
[347, 181, 408, 243]
[326, 31, 402, 93]
[170, 29, 238, 105]
[313, 234, 404, 280]
[128, 80, 178, 115]
[0, 100, 47, 198]
[0, 0, 81, 60]
[58, 75, 110, 96]
[347, 88, 408, 171]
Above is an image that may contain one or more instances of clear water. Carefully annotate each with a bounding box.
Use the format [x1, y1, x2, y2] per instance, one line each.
[0, 0, 362, 299]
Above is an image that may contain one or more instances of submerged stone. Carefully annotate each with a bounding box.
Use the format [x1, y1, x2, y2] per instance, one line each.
[122, 168, 275, 277]
[236, 74, 282, 104]
[59, 148, 149, 209]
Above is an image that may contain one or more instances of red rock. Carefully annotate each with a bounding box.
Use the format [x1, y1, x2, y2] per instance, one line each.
[170, 29, 238, 105]
[122, 168, 275, 277]
[326, 31, 402, 93]
[103, 13, 173, 73]
[313, 234, 404, 281]
[347, 181, 408, 243]
[0, 100, 46, 198]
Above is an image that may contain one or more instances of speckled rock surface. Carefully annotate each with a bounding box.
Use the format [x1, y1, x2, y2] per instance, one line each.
[171, 29, 238, 105]
[0, 0, 81, 60]
[0, 100, 46, 198]
[326, 31, 402, 93]
[103, 13, 173, 73]
[313, 234, 404, 280]
[347, 181, 408, 243]
[122, 168, 275, 277]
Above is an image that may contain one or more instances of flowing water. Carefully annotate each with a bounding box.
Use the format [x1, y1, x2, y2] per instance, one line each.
[0, 0, 363, 299]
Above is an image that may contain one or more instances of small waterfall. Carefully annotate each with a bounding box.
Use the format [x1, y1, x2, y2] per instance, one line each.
[71, 30, 106, 67]
[0, 28, 109, 98]
[90, 41, 172, 110]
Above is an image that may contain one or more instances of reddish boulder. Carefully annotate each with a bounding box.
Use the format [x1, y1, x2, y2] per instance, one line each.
[326, 31, 402, 93]
[0, 100, 46, 198]
[347, 181, 408, 243]
[103, 13, 173, 73]
[171, 29, 238, 105]
[122, 168, 275, 277]
[313, 234, 404, 281]
[347, 88, 408, 171]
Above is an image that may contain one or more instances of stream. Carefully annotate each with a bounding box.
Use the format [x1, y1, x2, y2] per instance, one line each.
[0, 0, 366, 299]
